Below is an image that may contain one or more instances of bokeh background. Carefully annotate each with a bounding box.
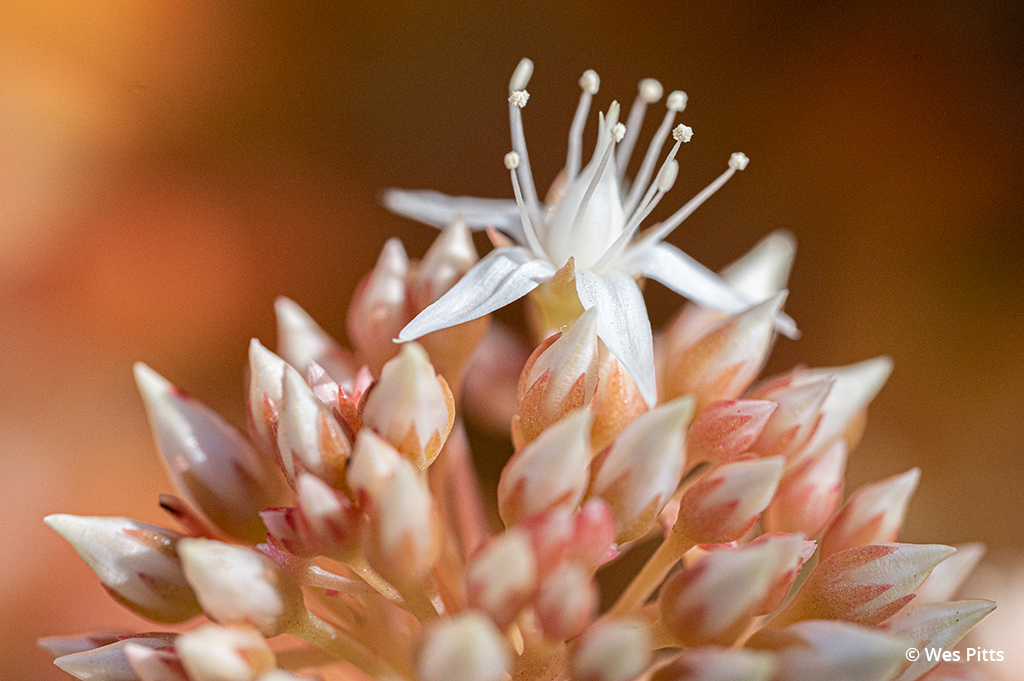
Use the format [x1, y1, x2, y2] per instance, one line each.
[2, 1, 1022, 679]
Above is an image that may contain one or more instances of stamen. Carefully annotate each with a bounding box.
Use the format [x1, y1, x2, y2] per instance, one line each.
[509, 58, 534, 93]
[506, 152, 549, 259]
[616, 78, 663, 182]
[673, 124, 693, 143]
[568, 114, 623, 245]
[637, 154, 749, 249]
[623, 126, 690, 228]
[567, 70, 600, 183]
[507, 89, 541, 217]
[622, 91, 686, 217]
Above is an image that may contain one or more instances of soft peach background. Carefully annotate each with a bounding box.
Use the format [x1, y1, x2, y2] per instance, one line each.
[2, 2, 1022, 679]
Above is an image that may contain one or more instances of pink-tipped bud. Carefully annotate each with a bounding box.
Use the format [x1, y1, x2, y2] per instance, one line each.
[659, 535, 807, 646]
[571, 619, 651, 681]
[465, 529, 538, 629]
[589, 350, 647, 452]
[591, 396, 694, 542]
[176, 624, 276, 681]
[347, 238, 411, 375]
[773, 543, 956, 627]
[675, 456, 785, 544]
[687, 399, 777, 464]
[39, 632, 128, 659]
[883, 600, 996, 681]
[513, 309, 600, 447]
[261, 474, 360, 559]
[518, 500, 617, 577]
[820, 467, 920, 558]
[746, 532, 818, 614]
[763, 440, 848, 536]
[417, 612, 510, 681]
[45, 515, 201, 623]
[361, 342, 455, 469]
[650, 647, 777, 681]
[659, 293, 787, 410]
[178, 539, 305, 637]
[499, 409, 592, 526]
[535, 562, 599, 641]
[134, 363, 288, 544]
[276, 365, 351, 488]
[124, 643, 189, 681]
[247, 339, 288, 458]
[747, 620, 909, 681]
[915, 543, 986, 603]
[749, 375, 832, 463]
[274, 297, 357, 386]
[54, 635, 176, 681]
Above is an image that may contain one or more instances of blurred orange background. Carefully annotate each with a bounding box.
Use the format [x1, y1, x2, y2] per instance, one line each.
[2, 1, 1022, 678]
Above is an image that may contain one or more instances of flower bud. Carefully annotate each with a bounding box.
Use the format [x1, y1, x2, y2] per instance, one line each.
[674, 456, 784, 544]
[590, 396, 694, 542]
[417, 612, 511, 681]
[748, 375, 832, 462]
[45, 514, 201, 623]
[412, 217, 479, 309]
[513, 309, 599, 447]
[499, 409, 592, 526]
[176, 624, 276, 681]
[650, 647, 776, 681]
[589, 350, 647, 452]
[124, 643, 189, 681]
[914, 543, 985, 603]
[274, 297, 356, 385]
[361, 342, 455, 469]
[773, 543, 956, 627]
[882, 599, 995, 681]
[465, 529, 538, 628]
[260, 474, 360, 559]
[54, 635, 176, 681]
[763, 440, 847, 536]
[747, 620, 909, 681]
[39, 632, 127, 658]
[276, 364, 351, 488]
[347, 238, 411, 375]
[659, 293, 787, 410]
[571, 619, 650, 681]
[746, 532, 818, 614]
[535, 562, 599, 641]
[247, 339, 288, 458]
[178, 539, 305, 637]
[820, 468, 920, 559]
[135, 363, 288, 543]
[686, 399, 776, 464]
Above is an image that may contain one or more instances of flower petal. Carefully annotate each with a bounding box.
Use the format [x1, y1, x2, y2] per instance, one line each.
[383, 188, 523, 241]
[575, 271, 656, 406]
[399, 247, 555, 341]
[628, 242, 799, 338]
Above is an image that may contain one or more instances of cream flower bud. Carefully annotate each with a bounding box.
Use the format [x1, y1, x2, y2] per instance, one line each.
[675, 456, 784, 544]
[883, 600, 996, 681]
[176, 625, 276, 681]
[134, 363, 288, 544]
[721, 230, 798, 303]
[361, 342, 454, 469]
[346, 238, 411, 375]
[763, 440, 848, 536]
[686, 399, 777, 464]
[820, 468, 920, 558]
[39, 632, 126, 658]
[178, 539, 304, 637]
[499, 409, 592, 526]
[749, 374, 832, 462]
[413, 217, 479, 309]
[590, 396, 694, 542]
[571, 619, 650, 681]
[54, 635, 176, 681]
[274, 297, 356, 386]
[247, 339, 288, 457]
[276, 364, 351, 488]
[513, 308, 600, 447]
[124, 643, 189, 681]
[773, 543, 956, 627]
[748, 620, 909, 681]
[650, 647, 776, 681]
[659, 292, 788, 410]
[589, 350, 647, 453]
[535, 562, 599, 641]
[418, 612, 511, 681]
[466, 528, 538, 628]
[261, 474, 359, 559]
[45, 515, 201, 623]
[914, 543, 986, 603]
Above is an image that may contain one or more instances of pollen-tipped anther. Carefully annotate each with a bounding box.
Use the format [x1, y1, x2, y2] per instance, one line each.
[509, 90, 530, 108]
[672, 124, 693, 143]
[579, 69, 600, 94]
[666, 90, 688, 111]
[639, 78, 663, 102]
[729, 152, 750, 170]
[504, 151, 520, 169]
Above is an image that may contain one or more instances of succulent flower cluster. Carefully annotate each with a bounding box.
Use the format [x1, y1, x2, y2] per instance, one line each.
[43, 59, 995, 681]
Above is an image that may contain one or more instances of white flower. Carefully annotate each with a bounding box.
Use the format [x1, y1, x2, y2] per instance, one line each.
[386, 59, 797, 405]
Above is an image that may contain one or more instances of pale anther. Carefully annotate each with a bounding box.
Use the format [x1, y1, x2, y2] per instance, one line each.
[672, 124, 693, 143]
[509, 58, 534, 92]
[729, 152, 750, 170]
[639, 78, 663, 103]
[579, 69, 600, 94]
[504, 151, 520, 169]
[509, 90, 530, 108]
[613, 123, 627, 143]
[666, 90, 688, 112]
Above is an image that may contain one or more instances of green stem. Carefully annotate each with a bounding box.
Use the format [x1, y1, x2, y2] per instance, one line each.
[289, 609, 405, 680]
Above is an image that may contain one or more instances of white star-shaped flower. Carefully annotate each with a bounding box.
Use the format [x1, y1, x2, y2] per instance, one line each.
[385, 59, 797, 406]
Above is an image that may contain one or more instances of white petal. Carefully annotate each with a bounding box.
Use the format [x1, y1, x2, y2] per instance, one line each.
[399, 247, 555, 341]
[383, 189, 523, 241]
[575, 271, 655, 407]
[628, 242, 799, 338]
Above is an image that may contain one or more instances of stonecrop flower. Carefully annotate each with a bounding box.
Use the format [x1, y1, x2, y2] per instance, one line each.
[387, 58, 796, 405]
[43, 58, 996, 681]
